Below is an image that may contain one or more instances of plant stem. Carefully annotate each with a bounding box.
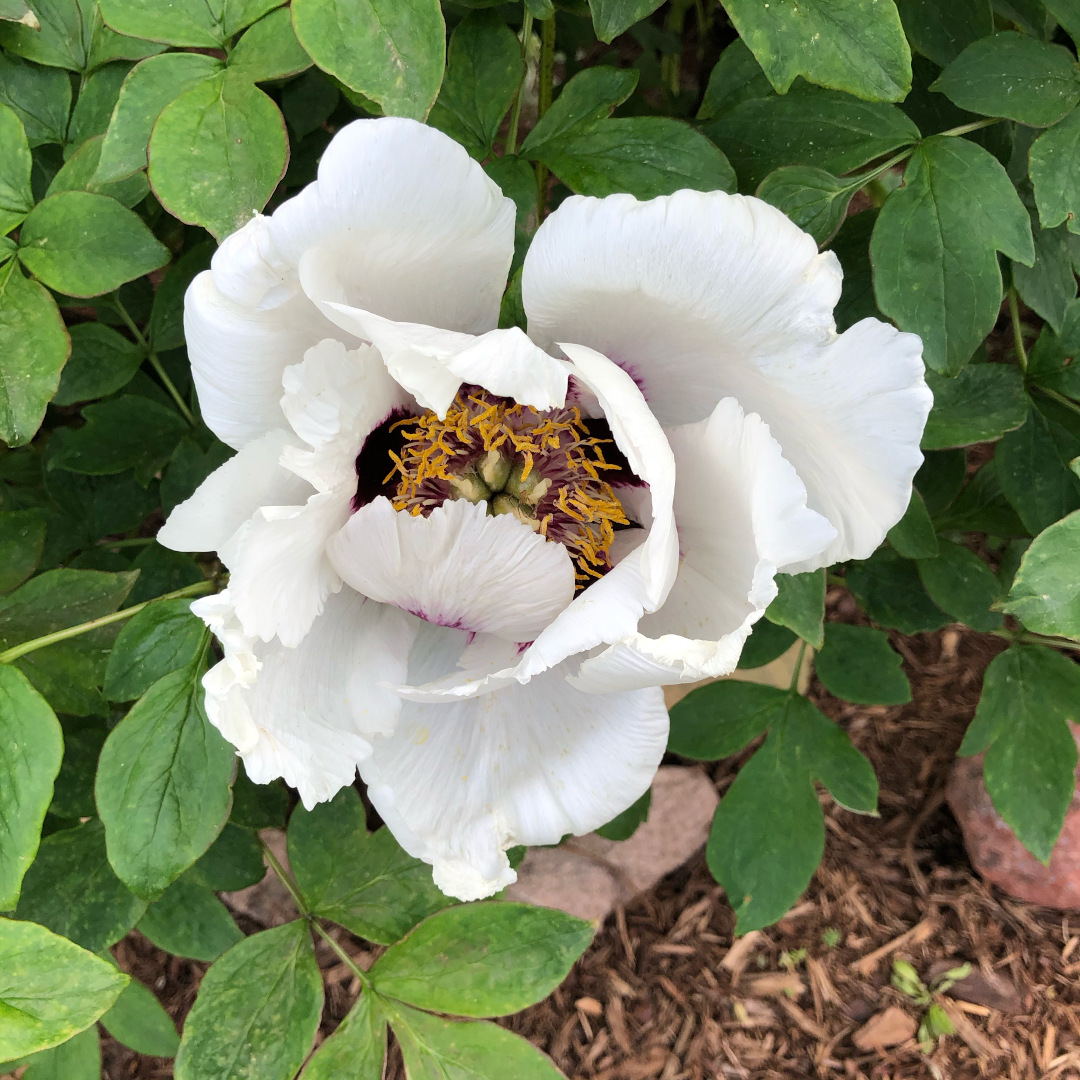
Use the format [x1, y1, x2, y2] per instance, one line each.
[826, 572, 847, 588]
[0, 580, 213, 664]
[310, 918, 375, 992]
[1034, 384, 1080, 418]
[1008, 286, 1028, 373]
[535, 15, 556, 218]
[258, 836, 375, 992]
[505, 6, 534, 156]
[990, 629, 1080, 653]
[788, 639, 808, 693]
[97, 536, 156, 548]
[938, 117, 1001, 139]
[112, 295, 198, 427]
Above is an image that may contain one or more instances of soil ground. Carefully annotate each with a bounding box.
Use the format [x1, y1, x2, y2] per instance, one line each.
[100, 604, 1080, 1080]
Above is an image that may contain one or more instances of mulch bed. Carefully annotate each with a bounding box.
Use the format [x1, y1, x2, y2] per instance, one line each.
[96, 605, 1080, 1080]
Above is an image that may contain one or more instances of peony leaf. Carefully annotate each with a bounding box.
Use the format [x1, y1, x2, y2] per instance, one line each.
[895, 0, 993, 67]
[845, 548, 948, 634]
[887, 491, 939, 560]
[174, 921, 323, 1080]
[766, 570, 826, 649]
[0, 103, 32, 235]
[668, 680, 786, 760]
[0, 920, 127, 1062]
[369, 902, 594, 1018]
[137, 876, 244, 962]
[0, 509, 47, 594]
[1000, 509, 1080, 639]
[227, 6, 312, 83]
[813, 623, 912, 705]
[0, 666, 62, 911]
[301, 993, 385, 1080]
[99, 978, 179, 1058]
[0, 52, 70, 146]
[587, 0, 664, 43]
[920, 365, 1028, 449]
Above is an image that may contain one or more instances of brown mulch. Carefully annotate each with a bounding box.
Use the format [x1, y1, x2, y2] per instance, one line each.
[94, 610, 1080, 1080]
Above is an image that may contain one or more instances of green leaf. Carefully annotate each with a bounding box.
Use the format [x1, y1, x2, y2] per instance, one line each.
[230, 765, 288, 829]
[228, 6, 312, 83]
[1000, 509, 1080, 638]
[48, 716, 105, 819]
[705, 89, 920, 191]
[46, 134, 149, 207]
[0, 0, 162, 73]
[828, 209, 880, 330]
[697, 38, 772, 121]
[96, 660, 234, 900]
[895, 0, 993, 66]
[931, 32, 1080, 127]
[148, 71, 288, 241]
[995, 404, 1080, 534]
[757, 165, 866, 246]
[0, 918, 127, 1061]
[737, 619, 797, 669]
[15, 1024, 100, 1080]
[51, 321, 143, 406]
[1044, 0, 1080, 46]
[0, 0, 36, 24]
[1029, 104, 1080, 232]
[596, 787, 651, 841]
[100, 978, 179, 1058]
[667, 680, 786, 760]
[428, 12, 521, 160]
[14, 820, 146, 952]
[812, 622, 911, 704]
[766, 570, 825, 649]
[917, 539, 1004, 631]
[871, 134, 1034, 373]
[149, 241, 213, 352]
[288, 786, 449, 944]
[301, 993, 385, 1080]
[532, 115, 736, 199]
[17, 191, 169, 297]
[174, 921, 323, 1080]
[0, 567, 137, 716]
[0, 261, 70, 447]
[916, 447, 967, 516]
[95, 52, 223, 185]
[291, 0, 446, 121]
[104, 596, 207, 702]
[520, 66, 638, 154]
[845, 548, 948, 633]
[98, 0, 226, 47]
[0, 53, 71, 147]
[66, 61, 132, 148]
[220, 0, 287, 37]
[707, 694, 876, 932]
[706, 720, 821, 933]
[1013, 220, 1078, 333]
[187, 822, 265, 891]
[48, 394, 186, 477]
[160, 435, 232, 516]
[721, 0, 911, 102]
[887, 490, 939, 558]
[371, 902, 593, 1017]
[281, 68, 339, 138]
[386, 1001, 566, 1080]
[0, 508, 47, 592]
[588, 0, 664, 43]
[0, 104, 33, 234]
[0, 666, 62, 911]
[921, 365, 1029, 448]
[137, 875, 243, 962]
[959, 644, 1080, 863]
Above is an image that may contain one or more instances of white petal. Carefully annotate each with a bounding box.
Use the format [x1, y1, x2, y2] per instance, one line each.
[194, 589, 416, 810]
[392, 345, 679, 701]
[280, 338, 411, 492]
[573, 398, 836, 692]
[185, 271, 341, 450]
[304, 298, 569, 418]
[327, 497, 576, 642]
[523, 191, 931, 563]
[186, 117, 514, 449]
[224, 490, 352, 647]
[157, 428, 312, 553]
[360, 656, 669, 900]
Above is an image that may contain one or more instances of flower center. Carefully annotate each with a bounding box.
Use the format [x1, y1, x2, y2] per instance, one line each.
[358, 389, 637, 589]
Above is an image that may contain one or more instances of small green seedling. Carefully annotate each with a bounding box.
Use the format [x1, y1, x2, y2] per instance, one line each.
[891, 958, 972, 1052]
[821, 928, 842, 948]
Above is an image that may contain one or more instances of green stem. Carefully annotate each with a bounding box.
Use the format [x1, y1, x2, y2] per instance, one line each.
[1008, 286, 1028, 373]
[1034, 384, 1080, 418]
[97, 536, 156, 548]
[534, 16, 555, 218]
[991, 629, 1080, 653]
[113, 295, 198, 427]
[937, 117, 1001, 139]
[788, 639, 808, 693]
[505, 6, 534, 156]
[0, 580, 213, 664]
[826, 572, 847, 588]
[258, 836, 375, 991]
[310, 918, 375, 992]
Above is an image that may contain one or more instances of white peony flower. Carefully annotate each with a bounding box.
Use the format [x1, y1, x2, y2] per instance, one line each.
[159, 117, 931, 900]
